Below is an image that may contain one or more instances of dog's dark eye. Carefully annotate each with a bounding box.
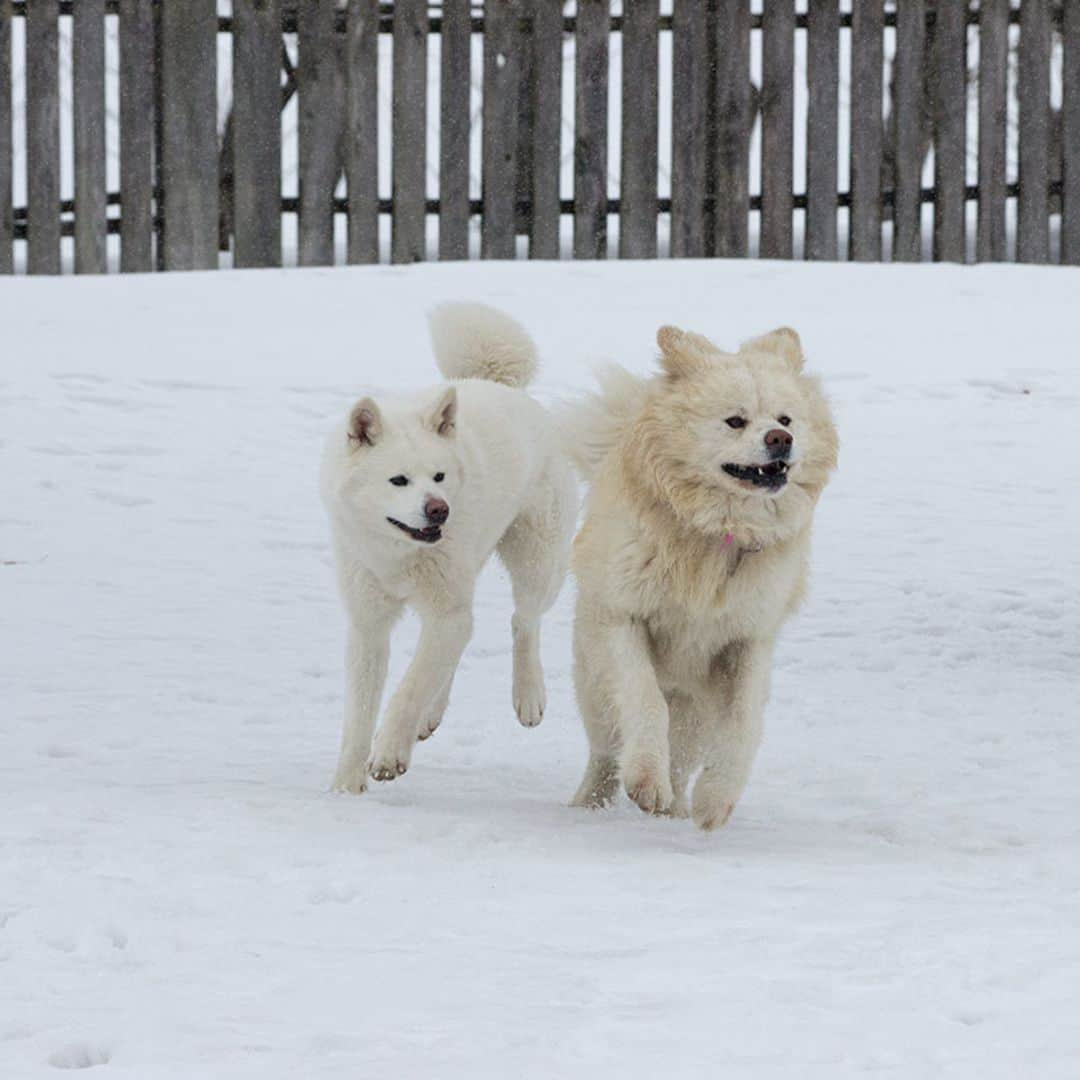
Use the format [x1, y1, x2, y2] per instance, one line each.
[778, 415, 792, 427]
[725, 416, 747, 429]
[389, 475, 409, 487]
[433, 472, 445, 483]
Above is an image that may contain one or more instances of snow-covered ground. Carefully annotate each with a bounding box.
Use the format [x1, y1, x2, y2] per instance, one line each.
[2, 259, 1078, 1078]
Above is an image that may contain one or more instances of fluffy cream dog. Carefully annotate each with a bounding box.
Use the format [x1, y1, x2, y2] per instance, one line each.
[321, 304, 576, 795]
[564, 325, 838, 830]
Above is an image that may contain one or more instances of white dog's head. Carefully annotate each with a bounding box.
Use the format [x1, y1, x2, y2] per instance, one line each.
[322, 386, 462, 548]
[622, 325, 838, 542]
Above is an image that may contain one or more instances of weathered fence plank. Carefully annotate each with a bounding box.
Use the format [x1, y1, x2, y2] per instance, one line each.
[1018, 0, 1051, 263]
[849, 1, 882, 261]
[515, 4, 534, 239]
[160, 2, 218, 271]
[760, 0, 794, 259]
[73, 0, 107, 274]
[0, 1, 11, 274]
[530, 0, 562, 258]
[438, 0, 469, 260]
[671, 0, 709, 258]
[805, 0, 838, 261]
[233, 0, 282, 269]
[346, 0, 379, 263]
[119, 0, 154, 273]
[26, 0, 60, 275]
[620, 0, 658, 259]
[713, 0, 751, 257]
[976, 0, 1008, 262]
[891, 0, 924, 262]
[482, 0, 519, 258]
[932, 0, 966, 263]
[574, 0, 608, 260]
[1065, 0, 1080, 265]
[298, 0, 341, 266]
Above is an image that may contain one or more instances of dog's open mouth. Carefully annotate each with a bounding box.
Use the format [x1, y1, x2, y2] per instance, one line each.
[387, 517, 443, 543]
[722, 460, 789, 492]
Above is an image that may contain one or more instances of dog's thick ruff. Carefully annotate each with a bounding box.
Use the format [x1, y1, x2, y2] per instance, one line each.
[565, 325, 838, 830]
[322, 303, 576, 794]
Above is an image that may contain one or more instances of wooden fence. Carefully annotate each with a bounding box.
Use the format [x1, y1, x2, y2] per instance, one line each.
[1, 1, 1078, 273]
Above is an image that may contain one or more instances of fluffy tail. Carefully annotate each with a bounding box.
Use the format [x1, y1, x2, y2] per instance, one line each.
[556, 364, 651, 480]
[428, 302, 538, 388]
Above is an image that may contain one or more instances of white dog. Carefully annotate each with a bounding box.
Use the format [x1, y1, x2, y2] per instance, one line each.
[321, 304, 576, 794]
[564, 325, 838, 830]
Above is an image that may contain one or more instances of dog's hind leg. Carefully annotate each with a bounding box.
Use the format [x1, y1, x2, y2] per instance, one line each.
[497, 465, 575, 729]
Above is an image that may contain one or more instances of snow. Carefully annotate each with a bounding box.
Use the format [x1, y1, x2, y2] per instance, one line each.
[2, 258, 1079, 1078]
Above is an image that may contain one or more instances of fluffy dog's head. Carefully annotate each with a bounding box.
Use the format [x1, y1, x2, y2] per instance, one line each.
[622, 325, 838, 545]
[321, 387, 463, 548]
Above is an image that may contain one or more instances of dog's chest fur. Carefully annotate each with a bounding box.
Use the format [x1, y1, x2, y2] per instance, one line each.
[612, 519, 809, 693]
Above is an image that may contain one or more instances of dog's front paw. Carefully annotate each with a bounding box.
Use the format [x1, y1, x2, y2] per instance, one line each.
[330, 760, 369, 795]
[622, 756, 674, 815]
[691, 771, 736, 831]
[513, 673, 546, 728]
[367, 727, 414, 782]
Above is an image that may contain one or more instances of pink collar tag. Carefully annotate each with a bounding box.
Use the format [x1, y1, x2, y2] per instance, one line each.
[723, 533, 735, 547]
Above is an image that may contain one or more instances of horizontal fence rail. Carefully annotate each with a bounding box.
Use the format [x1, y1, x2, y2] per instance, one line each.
[0, 1, 1077, 274]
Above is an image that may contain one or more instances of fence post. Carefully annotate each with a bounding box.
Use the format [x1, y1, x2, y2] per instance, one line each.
[529, 0, 562, 259]
[1065, 0, 1080, 265]
[0, 1, 11, 274]
[159, 1, 219, 271]
[74, 0, 108, 274]
[849, 1, 883, 261]
[977, 0, 1008, 262]
[438, 0, 470, 260]
[482, 0, 520, 258]
[1018, 0, 1051, 263]
[713, 0, 750, 257]
[233, 0, 282, 269]
[346, 0, 380, 264]
[574, 0, 608, 259]
[26, 0, 61, 275]
[671, 0, 709, 258]
[298, 0, 342, 266]
[760, 0, 794, 259]
[391, 0, 426, 263]
[890, 0, 924, 262]
[119, 0, 155, 273]
[932, 0, 966, 263]
[619, 0, 658, 259]
[805, 0, 838, 262]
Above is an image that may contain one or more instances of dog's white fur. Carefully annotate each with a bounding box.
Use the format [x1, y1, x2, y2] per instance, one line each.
[322, 303, 576, 793]
[564, 325, 838, 830]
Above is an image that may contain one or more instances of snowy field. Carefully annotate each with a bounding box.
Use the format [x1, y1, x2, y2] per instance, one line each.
[2, 259, 1079, 1078]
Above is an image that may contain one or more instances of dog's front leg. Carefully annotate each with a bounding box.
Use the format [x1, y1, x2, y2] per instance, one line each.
[595, 617, 673, 814]
[368, 605, 474, 781]
[331, 619, 393, 795]
[691, 639, 773, 831]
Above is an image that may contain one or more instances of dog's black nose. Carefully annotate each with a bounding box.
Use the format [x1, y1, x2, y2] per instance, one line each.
[764, 428, 793, 458]
[424, 497, 449, 525]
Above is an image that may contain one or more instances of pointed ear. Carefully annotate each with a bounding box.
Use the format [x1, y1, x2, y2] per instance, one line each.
[348, 398, 382, 445]
[656, 325, 721, 380]
[740, 327, 805, 372]
[425, 386, 457, 437]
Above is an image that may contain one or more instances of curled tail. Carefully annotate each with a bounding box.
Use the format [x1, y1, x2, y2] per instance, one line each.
[555, 364, 651, 480]
[428, 302, 538, 388]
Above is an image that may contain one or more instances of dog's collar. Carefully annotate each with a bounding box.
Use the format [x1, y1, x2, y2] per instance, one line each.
[723, 532, 762, 553]
[723, 532, 763, 573]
